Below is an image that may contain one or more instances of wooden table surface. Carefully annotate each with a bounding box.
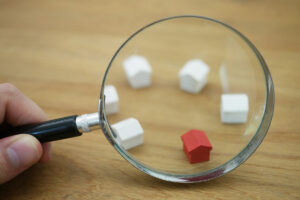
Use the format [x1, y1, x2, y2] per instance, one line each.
[0, 0, 299, 199]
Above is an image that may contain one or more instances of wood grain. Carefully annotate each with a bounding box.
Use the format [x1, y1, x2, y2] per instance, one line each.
[0, 0, 299, 199]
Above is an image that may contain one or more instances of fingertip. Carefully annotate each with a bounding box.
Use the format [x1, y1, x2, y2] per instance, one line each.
[6, 135, 43, 168]
[0, 134, 43, 184]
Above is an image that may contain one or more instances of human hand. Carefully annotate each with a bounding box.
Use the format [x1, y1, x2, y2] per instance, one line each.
[0, 83, 51, 184]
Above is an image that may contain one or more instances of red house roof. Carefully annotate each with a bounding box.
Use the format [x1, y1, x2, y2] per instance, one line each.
[181, 129, 212, 153]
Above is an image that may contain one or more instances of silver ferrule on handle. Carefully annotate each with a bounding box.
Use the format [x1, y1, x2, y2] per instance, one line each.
[76, 112, 100, 133]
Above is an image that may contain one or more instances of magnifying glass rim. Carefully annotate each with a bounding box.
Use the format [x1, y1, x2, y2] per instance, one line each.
[98, 15, 275, 183]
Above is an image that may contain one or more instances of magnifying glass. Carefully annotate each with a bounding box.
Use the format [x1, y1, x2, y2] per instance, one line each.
[0, 15, 274, 183]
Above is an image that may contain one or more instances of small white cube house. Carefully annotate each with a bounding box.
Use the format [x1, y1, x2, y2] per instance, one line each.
[104, 85, 119, 115]
[111, 118, 144, 150]
[179, 59, 210, 94]
[221, 94, 249, 124]
[122, 55, 152, 89]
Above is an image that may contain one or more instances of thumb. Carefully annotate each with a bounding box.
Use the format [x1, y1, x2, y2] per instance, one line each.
[0, 134, 42, 184]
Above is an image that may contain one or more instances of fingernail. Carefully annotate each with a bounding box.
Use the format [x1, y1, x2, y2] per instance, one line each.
[40, 142, 52, 163]
[6, 136, 41, 169]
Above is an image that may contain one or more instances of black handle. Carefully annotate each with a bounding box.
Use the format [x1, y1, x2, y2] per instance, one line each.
[0, 115, 82, 143]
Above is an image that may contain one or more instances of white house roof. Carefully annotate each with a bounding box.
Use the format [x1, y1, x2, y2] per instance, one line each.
[123, 55, 152, 77]
[179, 59, 210, 82]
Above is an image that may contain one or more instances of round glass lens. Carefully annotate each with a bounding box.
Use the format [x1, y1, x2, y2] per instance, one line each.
[99, 16, 274, 182]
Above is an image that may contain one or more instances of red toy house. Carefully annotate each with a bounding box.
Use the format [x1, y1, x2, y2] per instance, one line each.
[181, 130, 212, 163]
